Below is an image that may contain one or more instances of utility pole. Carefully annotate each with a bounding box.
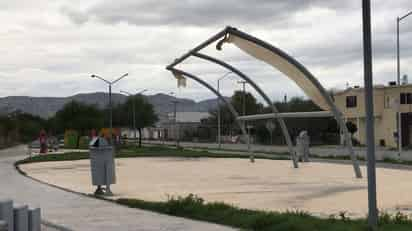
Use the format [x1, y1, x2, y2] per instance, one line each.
[362, 0, 378, 229]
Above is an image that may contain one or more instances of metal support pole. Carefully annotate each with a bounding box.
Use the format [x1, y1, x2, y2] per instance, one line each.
[109, 84, 113, 144]
[133, 98, 137, 145]
[217, 80, 221, 149]
[397, 17, 402, 156]
[173, 101, 179, 148]
[362, 0, 378, 228]
[238, 80, 248, 154]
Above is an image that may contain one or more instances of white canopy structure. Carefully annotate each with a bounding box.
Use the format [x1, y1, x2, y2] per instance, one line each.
[225, 34, 330, 110]
[166, 26, 362, 178]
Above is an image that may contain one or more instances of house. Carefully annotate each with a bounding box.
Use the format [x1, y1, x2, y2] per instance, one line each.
[334, 82, 412, 148]
[164, 112, 210, 140]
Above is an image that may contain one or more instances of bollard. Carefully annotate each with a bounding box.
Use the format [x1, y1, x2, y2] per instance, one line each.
[13, 205, 28, 231]
[28, 208, 40, 231]
[0, 220, 7, 231]
[0, 200, 13, 231]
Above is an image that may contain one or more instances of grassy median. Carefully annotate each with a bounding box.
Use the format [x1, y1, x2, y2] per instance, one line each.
[16, 145, 289, 165]
[117, 194, 412, 231]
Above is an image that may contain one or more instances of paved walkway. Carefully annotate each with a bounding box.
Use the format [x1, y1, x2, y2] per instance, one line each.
[0, 145, 236, 231]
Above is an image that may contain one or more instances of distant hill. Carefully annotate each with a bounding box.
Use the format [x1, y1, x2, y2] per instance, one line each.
[0, 92, 227, 119]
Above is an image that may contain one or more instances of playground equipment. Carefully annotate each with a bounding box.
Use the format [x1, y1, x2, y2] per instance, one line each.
[166, 26, 361, 178]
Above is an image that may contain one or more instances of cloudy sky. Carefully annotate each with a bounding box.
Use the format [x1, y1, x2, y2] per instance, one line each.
[1, 0, 412, 103]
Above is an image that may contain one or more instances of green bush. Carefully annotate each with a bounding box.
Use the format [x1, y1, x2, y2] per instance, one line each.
[64, 130, 78, 149]
[78, 136, 90, 149]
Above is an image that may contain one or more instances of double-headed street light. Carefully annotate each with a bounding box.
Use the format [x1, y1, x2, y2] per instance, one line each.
[396, 10, 412, 156]
[91, 73, 128, 143]
[120, 89, 148, 144]
[217, 71, 233, 149]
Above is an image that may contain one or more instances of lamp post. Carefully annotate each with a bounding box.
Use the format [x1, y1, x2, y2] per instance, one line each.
[120, 89, 148, 145]
[91, 73, 128, 143]
[169, 92, 179, 148]
[362, 0, 378, 229]
[238, 80, 251, 154]
[396, 10, 412, 156]
[217, 71, 233, 149]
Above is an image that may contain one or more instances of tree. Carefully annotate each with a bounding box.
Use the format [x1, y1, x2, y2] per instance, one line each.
[54, 101, 104, 135]
[206, 90, 263, 138]
[113, 95, 158, 147]
[231, 90, 264, 116]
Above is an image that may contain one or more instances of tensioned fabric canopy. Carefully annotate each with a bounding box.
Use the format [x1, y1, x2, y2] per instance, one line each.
[226, 34, 330, 111]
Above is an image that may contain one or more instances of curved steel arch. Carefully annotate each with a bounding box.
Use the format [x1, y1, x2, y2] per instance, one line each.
[169, 68, 254, 161]
[219, 27, 362, 178]
[192, 52, 298, 168]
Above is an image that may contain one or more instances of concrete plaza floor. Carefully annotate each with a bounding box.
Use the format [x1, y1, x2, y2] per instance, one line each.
[1, 146, 234, 231]
[20, 157, 412, 218]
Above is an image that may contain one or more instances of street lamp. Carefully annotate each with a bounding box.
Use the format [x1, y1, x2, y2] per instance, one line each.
[120, 89, 148, 145]
[237, 80, 251, 153]
[396, 10, 412, 156]
[169, 92, 179, 148]
[217, 71, 233, 149]
[91, 73, 128, 143]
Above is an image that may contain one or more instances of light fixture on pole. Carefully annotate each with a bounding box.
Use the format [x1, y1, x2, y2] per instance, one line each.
[217, 71, 233, 149]
[396, 10, 412, 156]
[91, 73, 128, 143]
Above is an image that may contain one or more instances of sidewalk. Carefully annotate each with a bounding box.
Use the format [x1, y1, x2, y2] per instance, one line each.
[0, 145, 235, 231]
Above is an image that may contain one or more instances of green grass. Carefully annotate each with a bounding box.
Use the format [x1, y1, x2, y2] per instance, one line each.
[15, 145, 290, 166]
[116, 194, 412, 231]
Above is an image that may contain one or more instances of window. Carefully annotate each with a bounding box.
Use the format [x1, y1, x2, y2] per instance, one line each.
[346, 96, 357, 108]
[400, 93, 412, 104]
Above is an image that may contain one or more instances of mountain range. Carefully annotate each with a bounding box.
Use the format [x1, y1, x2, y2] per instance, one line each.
[0, 92, 225, 119]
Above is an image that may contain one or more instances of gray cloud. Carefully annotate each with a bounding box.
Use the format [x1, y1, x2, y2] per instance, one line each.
[2, 0, 412, 103]
[62, 0, 354, 27]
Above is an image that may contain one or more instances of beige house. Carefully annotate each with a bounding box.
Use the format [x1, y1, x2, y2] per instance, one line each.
[334, 83, 412, 148]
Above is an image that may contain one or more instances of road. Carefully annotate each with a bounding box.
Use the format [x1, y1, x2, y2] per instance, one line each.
[0, 145, 236, 231]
